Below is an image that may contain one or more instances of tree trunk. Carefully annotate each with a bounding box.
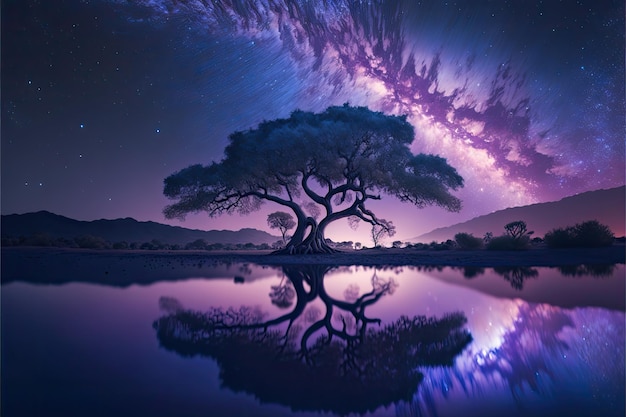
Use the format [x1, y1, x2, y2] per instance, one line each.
[272, 218, 338, 255]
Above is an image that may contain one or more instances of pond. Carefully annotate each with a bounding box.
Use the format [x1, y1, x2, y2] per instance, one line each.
[2, 262, 624, 417]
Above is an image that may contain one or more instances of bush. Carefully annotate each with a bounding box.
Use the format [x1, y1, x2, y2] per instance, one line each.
[23, 233, 55, 247]
[429, 240, 454, 250]
[185, 239, 208, 250]
[486, 235, 530, 251]
[454, 233, 483, 250]
[543, 228, 575, 248]
[545, 220, 614, 248]
[112, 241, 129, 250]
[75, 234, 109, 249]
[574, 220, 614, 247]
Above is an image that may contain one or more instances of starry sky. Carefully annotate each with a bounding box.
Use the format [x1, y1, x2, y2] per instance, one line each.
[2, 0, 624, 242]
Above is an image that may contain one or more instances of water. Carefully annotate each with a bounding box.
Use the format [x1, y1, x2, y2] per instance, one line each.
[2, 262, 624, 417]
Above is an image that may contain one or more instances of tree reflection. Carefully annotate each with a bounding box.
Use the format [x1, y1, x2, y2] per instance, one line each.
[461, 266, 486, 279]
[153, 265, 473, 415]
[493, 266, 539, 290]
[558, 264, 616, 278]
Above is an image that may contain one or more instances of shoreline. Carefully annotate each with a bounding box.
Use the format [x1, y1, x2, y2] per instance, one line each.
[1, 246, 624, 287]
[2, 244, 624, 266]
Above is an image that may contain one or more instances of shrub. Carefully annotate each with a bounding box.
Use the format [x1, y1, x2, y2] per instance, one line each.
[185, 239, 208, 250]
[75, 234, 109, 249]
[1, 237, 17, 247]
[545, 220, 614, 248]
[428, 240, 454, 250]
[486, 235, 530, 251]
[454, 233, 483, 250]
[574, 220, 614, 247]
[23, 233, 55, 247]
[112, 241, 129, 250]
[544, 228, 574, 248]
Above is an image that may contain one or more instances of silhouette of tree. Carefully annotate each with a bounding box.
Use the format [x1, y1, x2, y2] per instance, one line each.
[371, 219, 396, 247]
[153, 265, 472, 415]
[267, 211, 296, 244]
[163, 104, 463, 254]
[504, 220, 532, 240]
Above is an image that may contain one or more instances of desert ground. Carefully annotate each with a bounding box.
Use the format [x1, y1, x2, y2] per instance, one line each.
[2, 245, 624, 286]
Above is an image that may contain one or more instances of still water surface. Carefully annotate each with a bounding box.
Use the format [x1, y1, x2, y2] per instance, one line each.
[2, 263, 624, 417]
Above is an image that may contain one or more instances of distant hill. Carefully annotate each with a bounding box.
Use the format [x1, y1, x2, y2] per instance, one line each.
[413, 186, 625, 243]
[1, 211, 280, 245]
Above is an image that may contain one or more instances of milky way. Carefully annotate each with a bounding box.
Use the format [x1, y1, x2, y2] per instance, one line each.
[2, 0, 624, 237]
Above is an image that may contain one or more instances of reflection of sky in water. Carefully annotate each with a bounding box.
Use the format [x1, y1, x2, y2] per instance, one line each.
[2, 264, 624, 417]
[321, 266, 625, 416]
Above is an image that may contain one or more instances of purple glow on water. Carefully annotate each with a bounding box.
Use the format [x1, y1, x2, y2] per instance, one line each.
[2, 264, 624, 417]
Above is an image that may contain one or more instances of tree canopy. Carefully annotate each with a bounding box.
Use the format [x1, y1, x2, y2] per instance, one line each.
[267, 211, 296, 244]
[163, 104, 464, 254]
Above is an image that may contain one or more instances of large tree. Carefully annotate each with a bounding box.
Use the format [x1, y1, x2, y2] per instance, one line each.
[163, 104, 464, 254]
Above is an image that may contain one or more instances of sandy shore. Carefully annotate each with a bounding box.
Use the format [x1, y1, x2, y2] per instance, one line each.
[2, 245, 624, 287]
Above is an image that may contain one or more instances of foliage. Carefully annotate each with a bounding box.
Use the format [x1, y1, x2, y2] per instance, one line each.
[544, 220, 614, 248]
[486, 235, 530, 251]
[485, 220, 533, 250]
[23, 233, 55, 247]
[267, 211, 296, 243]
[74, 234, 109, 249]
[163, 104, 463, 254]
[185, 238, 208, 250]
[371, 220, 396, 247]
[454, 232, 483, 250]
[504, 220, 533, 240]
[112, 241, 129, 250]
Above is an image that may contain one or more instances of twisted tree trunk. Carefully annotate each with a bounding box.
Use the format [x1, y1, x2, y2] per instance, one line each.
[272, 217, 338, 254]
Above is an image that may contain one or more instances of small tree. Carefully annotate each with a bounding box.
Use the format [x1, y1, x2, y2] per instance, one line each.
[371, 220, 396, 247]
[267, 211, 296, 244]
[504, 221, 533, 240]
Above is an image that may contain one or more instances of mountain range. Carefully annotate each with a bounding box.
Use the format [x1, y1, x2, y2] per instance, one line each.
[413, 186, 625, 243]
[1, 211, 280, 245]
[3, 186, 624, 246]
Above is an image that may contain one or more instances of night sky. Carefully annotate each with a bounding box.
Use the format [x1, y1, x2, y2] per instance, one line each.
[2, 0, 624, 242]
